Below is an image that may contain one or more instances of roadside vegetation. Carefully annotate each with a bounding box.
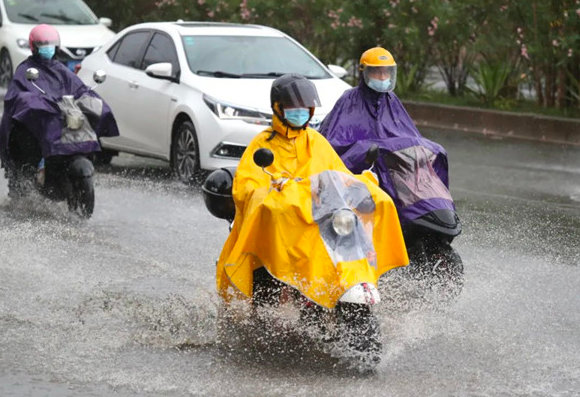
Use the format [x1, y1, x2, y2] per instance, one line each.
[85, 0, 580, 118]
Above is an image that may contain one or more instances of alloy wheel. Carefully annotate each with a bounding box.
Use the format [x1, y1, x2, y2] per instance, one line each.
[0, 51, 13, 88]
[174, 122, 199, 184]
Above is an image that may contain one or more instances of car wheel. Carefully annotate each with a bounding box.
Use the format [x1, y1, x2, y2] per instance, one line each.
[172, 120, 200, 184]
[0, 49, 13, 88]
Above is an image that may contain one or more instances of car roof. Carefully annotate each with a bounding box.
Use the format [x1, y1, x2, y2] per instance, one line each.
[126, 21, 285, 38]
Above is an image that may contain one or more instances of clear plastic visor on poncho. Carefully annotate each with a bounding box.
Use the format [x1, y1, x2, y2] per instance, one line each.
[383, 145, 452, 207]
[363, 65, 397, 92]
[311, 170, 377, 268]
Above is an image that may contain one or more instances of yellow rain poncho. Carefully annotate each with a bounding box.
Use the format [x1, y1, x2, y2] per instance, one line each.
[216, 114, 408, 309]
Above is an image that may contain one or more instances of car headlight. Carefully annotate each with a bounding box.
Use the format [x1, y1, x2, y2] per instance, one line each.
[16, 38, 29, 49]
[203, 94, 271, 125]
[332, 209, 356, 236]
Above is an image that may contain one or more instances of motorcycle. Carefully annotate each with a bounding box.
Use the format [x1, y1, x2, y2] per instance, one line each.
[203, 146, 394, 368]
[3, 68, 109, 218]
[344, 137, 463, 299]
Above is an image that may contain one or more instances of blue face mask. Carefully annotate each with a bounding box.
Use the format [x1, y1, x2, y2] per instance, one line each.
[367, 78, 391, 93]
[38, 45, 56, 60]
[284, 108, 310, 127]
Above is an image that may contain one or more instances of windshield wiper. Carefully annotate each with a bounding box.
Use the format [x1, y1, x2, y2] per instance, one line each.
[241, 72, 325, 79]
[240, 72, 286, 78]
[40, 13, 82, 24]
[196, 70, 242, 78]
[18, 13, 39, 21]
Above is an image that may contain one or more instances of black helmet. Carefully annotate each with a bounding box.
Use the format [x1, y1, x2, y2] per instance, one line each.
[202, 167, 236, 221]
[270, 73, 321, 109]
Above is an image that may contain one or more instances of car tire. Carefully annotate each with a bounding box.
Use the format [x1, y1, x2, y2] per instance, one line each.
[172, 120, 200, 184]
[0, 49, 13, 88]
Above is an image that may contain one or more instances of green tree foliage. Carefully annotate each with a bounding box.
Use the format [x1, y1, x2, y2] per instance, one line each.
[83, 0, 580, 110]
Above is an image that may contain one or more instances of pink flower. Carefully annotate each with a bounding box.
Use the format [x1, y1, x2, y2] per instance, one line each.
[240, 0, 251, 20]
[576, 9, 580, 17]
[569, 48, 573, 57]
[552, 39, 559, 47]
[520, 44, 529, 59]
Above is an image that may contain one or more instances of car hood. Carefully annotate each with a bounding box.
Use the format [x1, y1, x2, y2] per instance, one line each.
[8, 23, 115, 48]
[191, 76, 351, 116]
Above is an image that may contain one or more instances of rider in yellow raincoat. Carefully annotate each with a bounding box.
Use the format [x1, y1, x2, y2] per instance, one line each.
[216, 74, 408, 309]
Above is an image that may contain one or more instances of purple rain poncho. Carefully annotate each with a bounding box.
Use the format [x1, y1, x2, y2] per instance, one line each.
[0, 56, 119, 167]
[319, 79, 455, 223]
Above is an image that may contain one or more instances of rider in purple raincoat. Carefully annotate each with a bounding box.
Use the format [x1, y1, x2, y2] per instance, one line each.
[320, 47, 454, 224]
[0, 24, 119, 180]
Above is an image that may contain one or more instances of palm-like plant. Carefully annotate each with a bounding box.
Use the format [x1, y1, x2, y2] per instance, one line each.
[467, 61, 513, 106]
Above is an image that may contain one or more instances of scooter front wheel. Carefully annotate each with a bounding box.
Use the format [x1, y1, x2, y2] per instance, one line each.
[67, 176, 95, 218]
[335, 302, 382, 369]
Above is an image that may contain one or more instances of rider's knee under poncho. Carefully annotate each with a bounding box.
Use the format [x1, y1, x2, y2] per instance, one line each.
[216, 115, 409, 309]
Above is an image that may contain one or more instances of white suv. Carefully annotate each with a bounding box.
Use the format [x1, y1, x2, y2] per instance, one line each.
[77, 21, 350, 183]
[0, 0, 115, 87]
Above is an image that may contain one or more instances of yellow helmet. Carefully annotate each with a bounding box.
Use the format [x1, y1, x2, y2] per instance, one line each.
[359, 47, 396, 69]
[359, 47, 397, 93]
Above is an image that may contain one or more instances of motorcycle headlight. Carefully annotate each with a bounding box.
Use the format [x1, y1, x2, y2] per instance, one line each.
[332, 209, 356, 236]
[203, 94, 271, 126]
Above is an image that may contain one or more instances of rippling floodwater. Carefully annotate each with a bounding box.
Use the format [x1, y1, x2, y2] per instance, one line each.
[1, 133, 579, 396]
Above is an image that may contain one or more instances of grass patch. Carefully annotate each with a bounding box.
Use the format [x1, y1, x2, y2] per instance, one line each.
[401, 89, 580, 120]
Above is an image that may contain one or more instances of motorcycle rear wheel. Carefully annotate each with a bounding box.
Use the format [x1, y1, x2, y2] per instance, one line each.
[67, 176, 95, 218]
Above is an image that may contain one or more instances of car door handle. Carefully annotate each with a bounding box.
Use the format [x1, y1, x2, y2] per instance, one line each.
[128, 81, 139, 89]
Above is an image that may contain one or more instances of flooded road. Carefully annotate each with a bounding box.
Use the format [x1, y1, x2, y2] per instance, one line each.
[1, 131, 579, 396]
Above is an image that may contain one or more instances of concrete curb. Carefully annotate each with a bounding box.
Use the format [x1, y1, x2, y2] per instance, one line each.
[403, 100, 580, 146]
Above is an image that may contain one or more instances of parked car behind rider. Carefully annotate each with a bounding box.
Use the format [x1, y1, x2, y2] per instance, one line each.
[0, 0, 114, 88]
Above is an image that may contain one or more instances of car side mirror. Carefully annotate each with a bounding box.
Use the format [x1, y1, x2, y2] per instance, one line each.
[365, 144, 379, 165]
[93, 70, 106, 84]
[26, 68, 39, 81]
[145, 62, 178, 83]
[328, 64, 347, 79]
[99, 17, 113, 27]
[253, 148, 274, 168]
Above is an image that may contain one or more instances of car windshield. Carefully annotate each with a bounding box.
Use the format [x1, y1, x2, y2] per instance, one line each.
[182, 35, 331, 79]
[5, 0, 98, 25]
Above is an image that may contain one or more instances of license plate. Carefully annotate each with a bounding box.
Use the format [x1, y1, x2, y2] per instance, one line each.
[66, 60, 81, 72]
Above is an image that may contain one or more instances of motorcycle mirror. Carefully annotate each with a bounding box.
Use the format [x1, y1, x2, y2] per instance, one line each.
[365, 144, 379, 165]
[26, 68, 39, 82]
[93, 70, 107, 84]
[253, 148, 274, 168]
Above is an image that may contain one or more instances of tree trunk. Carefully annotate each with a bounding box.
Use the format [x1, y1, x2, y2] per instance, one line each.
[557, 64, 566, 109]
[545, 65, 555, 108]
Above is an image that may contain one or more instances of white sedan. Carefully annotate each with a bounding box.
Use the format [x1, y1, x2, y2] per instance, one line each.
[0, 0, 114, 87]
[77, 21, 350, 183]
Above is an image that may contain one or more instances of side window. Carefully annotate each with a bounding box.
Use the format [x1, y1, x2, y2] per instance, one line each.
[106, 41, 121, 61]
[111, 31, 150, 69]
[141, 33, 179, 76]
